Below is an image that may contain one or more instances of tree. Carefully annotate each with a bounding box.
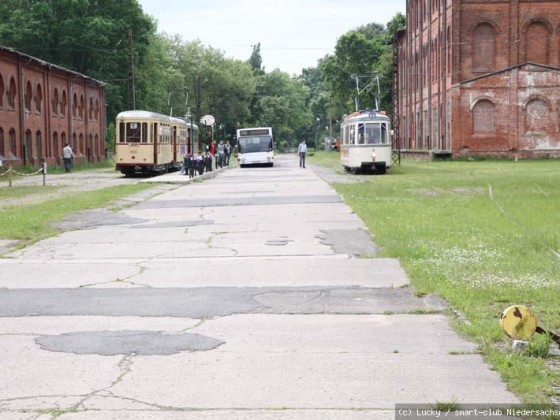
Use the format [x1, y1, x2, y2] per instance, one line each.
[0, 0, 156, 121]
[319, 14, 406, 116]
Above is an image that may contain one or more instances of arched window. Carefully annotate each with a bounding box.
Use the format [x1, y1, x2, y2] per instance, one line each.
[61, 90, 67, 116]
[79, 94, 85, 118]
[24, 81, 32, 112]
[7, 77, 17, 109]
[9, 129, 16, 156]
[52, 88, 59, 115]
[473, 24, 495, 71]
[79, 133, 84, 154]
[35, 131, 42, 159]
[526, 98, 548, 131]
[89, 97, 94, 120]
[35, 83, 43, 113]
[0, 128, 4, 157]
[525, 21, 550, 64]
[53, 132, 59, 162]
[0, 74, 4, 108]
[473, 100, 496, 133]
[73, 93, 78, 118]
[94, 98, 99, 120]
[24, 129, 32, 162]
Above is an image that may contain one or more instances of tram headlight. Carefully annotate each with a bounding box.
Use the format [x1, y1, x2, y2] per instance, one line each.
[371, 151, 377, 161]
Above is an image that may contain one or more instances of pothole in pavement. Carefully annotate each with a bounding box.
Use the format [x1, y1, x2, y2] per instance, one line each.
[36, 330, 225, 356]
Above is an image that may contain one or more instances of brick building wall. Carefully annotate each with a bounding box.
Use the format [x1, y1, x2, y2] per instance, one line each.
[394, 0, 560, 159]
[0, 46, 106, 168]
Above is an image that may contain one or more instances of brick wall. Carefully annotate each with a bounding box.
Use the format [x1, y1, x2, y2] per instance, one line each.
[0, 47, 106, 167]
[395, 0, 560, 159]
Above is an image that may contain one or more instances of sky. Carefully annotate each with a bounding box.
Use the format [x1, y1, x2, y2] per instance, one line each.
[137, 0, 406, 76]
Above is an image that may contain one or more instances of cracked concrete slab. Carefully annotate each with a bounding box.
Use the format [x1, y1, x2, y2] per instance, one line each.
[0, 155, 519, 418]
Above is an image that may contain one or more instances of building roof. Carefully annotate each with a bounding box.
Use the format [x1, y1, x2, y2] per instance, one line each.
[0, 45, 106, 86]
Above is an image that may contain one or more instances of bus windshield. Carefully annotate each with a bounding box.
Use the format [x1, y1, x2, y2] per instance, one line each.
[238, 136, 273, 153]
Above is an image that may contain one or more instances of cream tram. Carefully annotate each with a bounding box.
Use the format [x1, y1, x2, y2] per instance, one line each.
[340, 109, 392, 174]
[115, 110, 197, 176]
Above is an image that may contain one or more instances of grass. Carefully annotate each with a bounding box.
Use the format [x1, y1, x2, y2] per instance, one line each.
[0, 183, 156, 243]
[310, 151, 560, 404]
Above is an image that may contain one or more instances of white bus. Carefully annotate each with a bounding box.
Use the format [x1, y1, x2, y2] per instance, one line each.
[236, 127, 274, 167]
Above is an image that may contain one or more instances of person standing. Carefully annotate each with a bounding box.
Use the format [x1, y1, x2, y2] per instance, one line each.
[298, 140, 307, 168]
[224, 141, 231, 166]
[62, 143, 74, 173]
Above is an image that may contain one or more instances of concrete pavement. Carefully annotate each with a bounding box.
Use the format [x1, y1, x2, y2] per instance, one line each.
[0, 155, 518, 419]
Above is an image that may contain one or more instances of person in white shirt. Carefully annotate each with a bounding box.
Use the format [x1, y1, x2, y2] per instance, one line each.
[62, 143, 74, 173]
[298, 140, 307, 168]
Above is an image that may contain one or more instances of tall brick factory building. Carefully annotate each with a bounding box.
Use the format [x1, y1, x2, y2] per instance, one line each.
[394, 0, 560, 159]
[0, 46, 106, 167]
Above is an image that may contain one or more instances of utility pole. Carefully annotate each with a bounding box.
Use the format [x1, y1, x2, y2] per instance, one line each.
[127, 29, 136, 110]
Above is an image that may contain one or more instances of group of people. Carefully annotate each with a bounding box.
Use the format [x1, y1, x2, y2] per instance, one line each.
[181, 140, 232, 179]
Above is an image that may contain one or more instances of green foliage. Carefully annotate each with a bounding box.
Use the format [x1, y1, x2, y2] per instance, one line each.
[0, 0, 155, 122]
[319, 13, 405, 114]
[249, 70, 312, 150]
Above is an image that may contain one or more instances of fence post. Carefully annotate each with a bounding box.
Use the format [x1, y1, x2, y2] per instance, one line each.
[8, 165, 12, 188]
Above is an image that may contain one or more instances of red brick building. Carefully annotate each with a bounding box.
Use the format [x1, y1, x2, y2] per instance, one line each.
[394, 0, 560, 159]
[0, 46, 106, 167]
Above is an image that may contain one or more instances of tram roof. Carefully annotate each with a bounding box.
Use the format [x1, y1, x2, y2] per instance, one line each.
[343, 109, 389, 123]
[116, 110, 174, 120]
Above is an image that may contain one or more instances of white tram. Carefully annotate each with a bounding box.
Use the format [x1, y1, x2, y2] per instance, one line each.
[340, 109, 392, 174]
[115, 110, 198, 176]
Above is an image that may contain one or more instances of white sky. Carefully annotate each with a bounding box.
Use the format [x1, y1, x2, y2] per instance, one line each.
[138, 0, 406, 76]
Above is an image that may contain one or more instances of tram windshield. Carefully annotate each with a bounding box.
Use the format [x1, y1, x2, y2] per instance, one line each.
[238, 136, 273, 153]
[357, 122, 389, 145]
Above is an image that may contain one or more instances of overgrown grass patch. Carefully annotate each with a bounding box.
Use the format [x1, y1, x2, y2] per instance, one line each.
[311, 153, 560, 403]
[0, 183, 156, 242]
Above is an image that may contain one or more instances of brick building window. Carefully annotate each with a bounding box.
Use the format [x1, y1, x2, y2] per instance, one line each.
[35, 83, 42, 114]
[9, 129, 16, 156]
[73, 93, 78, 118]
[0, 74, 4, 108]
[24, 81, 32, 112]
[7, 77, 17, 109]
[473, 24, 495, 71]
[94, 98, 99, 120]
[526, 98, 548, 132]
[35, 131, 42, 159]
[53, 132, 59, 161]
[525, 21, 550, 65]
[89, 97, 94, 120]
[79, 94, 85, 119]
[61, 90, 67, 116]
[0, 128, 4, 157]
[473, 100, 496, 133]
[52, 88, 59, 115]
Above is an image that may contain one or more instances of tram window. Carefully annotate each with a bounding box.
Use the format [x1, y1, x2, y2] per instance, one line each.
[358, 124, 365, 144]
[381, 123, 388, 144]
[119, 122, 125, 143]
[153, 123, 158, 143]
[126, 122, 141, 143]
[142, 123, 148, 143]
[365, 123, 381, 144]
[349, 126, 355, 145]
